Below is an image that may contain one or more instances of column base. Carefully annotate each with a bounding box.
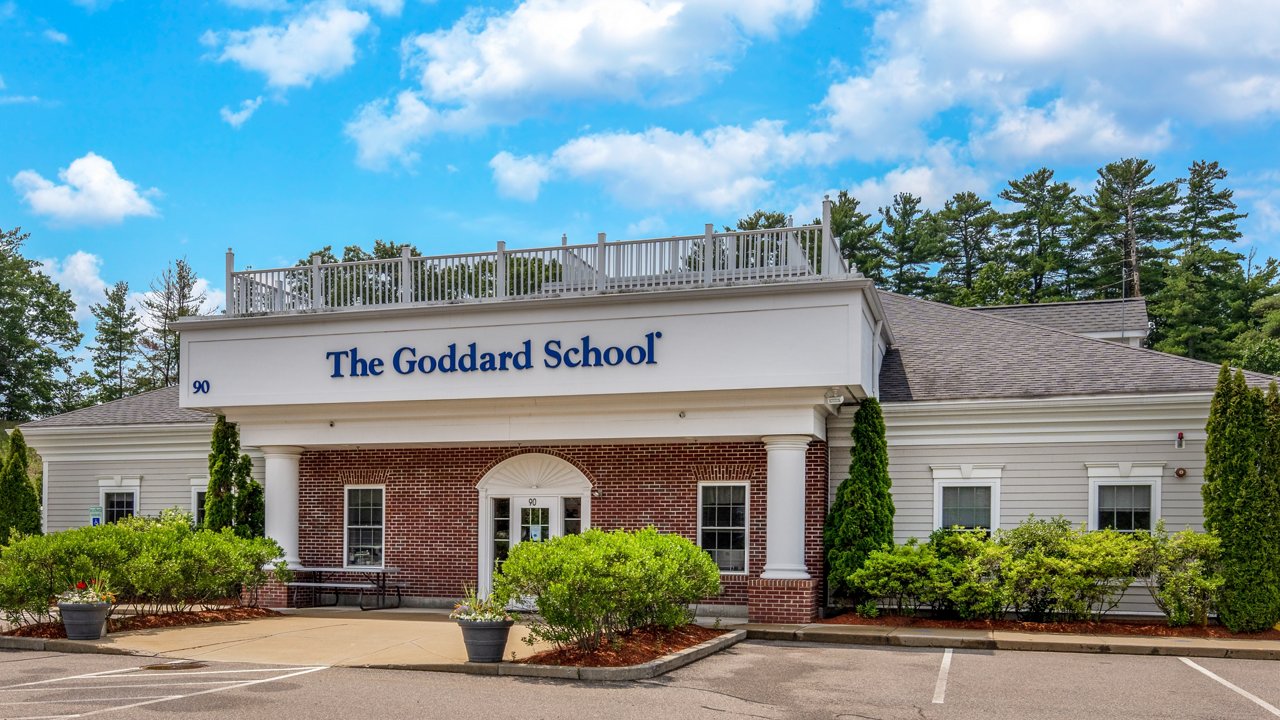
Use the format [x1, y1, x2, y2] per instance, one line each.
[241, 570, 315, 609]
[747, 577, 820, 624]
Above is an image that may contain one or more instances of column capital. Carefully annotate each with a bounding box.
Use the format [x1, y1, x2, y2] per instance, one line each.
[259, 445, 305, 457]
[760, 435, 812, 450]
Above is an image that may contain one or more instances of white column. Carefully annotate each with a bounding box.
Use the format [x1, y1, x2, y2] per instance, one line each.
[761, 435, 811, 579]
[261, 446, 304, 568]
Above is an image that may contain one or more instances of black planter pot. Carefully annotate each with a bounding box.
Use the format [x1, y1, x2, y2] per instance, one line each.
[457, 619, 514, 663]
[58, 602, 110, 640]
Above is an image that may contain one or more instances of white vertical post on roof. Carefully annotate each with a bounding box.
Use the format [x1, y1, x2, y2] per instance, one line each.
[703, 223, 714, 285]
[224, 248, 234, 316]
[399, 246, 411, 304]
[595, 232, 606, 291]
[821, 194, 836, 277]
[760, 435, 811, 579]
[310, 255, 322, 310]
[261, 446, 304, 567]
[495, 241, 507, 299]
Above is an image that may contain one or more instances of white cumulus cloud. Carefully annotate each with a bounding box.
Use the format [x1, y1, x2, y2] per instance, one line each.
[971, 100, 1173, 162]
[220, 96, 264, 128]
[203, 3, 372, 89]
[12, 152, 159, 226]
[349, 0, 816, 169]
[37, 251, 107, 321]
[489, 152, 552, 201]
[43, 28, 69, 44]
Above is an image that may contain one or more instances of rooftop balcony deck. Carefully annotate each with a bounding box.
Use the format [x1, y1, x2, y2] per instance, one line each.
[225, 198, 847, 317]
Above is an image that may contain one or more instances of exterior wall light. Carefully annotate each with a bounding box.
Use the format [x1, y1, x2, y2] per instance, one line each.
[1175, 431, 1185, 449]
[824, 388, 845, 406]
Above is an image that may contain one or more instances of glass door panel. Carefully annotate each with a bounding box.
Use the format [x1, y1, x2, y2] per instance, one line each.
[520, 505, 551, 543]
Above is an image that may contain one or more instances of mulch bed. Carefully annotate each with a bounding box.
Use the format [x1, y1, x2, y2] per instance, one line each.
[518, 624, 725, 667]
[821, 612, 1280, 640]
[4, 606, 280, 640]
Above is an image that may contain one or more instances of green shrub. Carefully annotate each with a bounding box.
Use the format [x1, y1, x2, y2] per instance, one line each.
[1049, 529, 1139, 620]
[493, 528, 720, 651]
[825, 398, 895, 601]
[0, 508, 285, 626]
[849, 541, 937, 615]
[1137, 522, 1222, 627]
[0, 428, 41, 541]
[928, 529, 1007, 620]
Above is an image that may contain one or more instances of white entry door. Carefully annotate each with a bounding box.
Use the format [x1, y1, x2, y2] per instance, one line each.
[491, 495, 585, 569]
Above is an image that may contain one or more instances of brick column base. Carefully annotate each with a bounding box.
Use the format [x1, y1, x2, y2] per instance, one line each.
[241, 570, 315, 609]
[747, 578, 820, 623]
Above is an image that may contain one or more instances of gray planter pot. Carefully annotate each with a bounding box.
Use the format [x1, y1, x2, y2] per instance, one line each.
[457, 619, 514, 663]
[58, 602, 110, 640]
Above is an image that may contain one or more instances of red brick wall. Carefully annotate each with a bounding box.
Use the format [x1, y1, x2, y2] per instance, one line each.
[297, 441, 827, 611]
[747, 578, 821, 623]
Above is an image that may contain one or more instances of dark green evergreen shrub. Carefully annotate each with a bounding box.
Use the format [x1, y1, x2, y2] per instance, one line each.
[207, 416, 263, 537]
[493, 528, 720, 651]
[0, 429, 41, 542]
[1202, 367, 1280, 632]
[824, 398, 895, 600]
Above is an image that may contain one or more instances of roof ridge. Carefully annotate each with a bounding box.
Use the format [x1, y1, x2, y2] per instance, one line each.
[973, 297, 1148, 311]
[882, 291, 1274, 385]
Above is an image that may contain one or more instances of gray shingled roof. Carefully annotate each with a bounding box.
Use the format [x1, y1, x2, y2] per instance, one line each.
[21, 386, 213, 429]
[972, 297, 1149, 335]
[879, 292, 1272, 403]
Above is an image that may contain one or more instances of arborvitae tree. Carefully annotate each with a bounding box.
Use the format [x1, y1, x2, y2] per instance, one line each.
[824, 398, 895, 601]
[1081, 158, 1178, 299]
[89, 281, 145, 403]
[935, 191, 998, 306]
[998, 168, 1081, 303]
[1150, 161, 1251, 361]
[0, 228, 82, 422]
[878, 193, 940, 297]
[819, 191, 885, 283]
[1202, 366, 1280, 632]
[0, 429, 41, 541]
[139, 259, 208, 389]
[232, 472, 265, 539]
[205, 415, 241, 531]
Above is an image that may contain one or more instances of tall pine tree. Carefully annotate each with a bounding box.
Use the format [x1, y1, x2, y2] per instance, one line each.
[139, 259, 208, 389]
[824, 398, 895, 601]
[998, 168, 1083, 303]
[1081, 158, 1178, 299]
[820, 192, 885, 283]
[89, 281, 145, 403]
[878, 193, 940, 297]
[935, 191, 998, 306]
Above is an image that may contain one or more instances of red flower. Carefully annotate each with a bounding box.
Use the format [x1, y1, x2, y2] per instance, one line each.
[76, 581, 87, 590]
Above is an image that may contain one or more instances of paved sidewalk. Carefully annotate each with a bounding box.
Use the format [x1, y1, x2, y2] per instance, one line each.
[1, 607, 544, 668]
[744, 622, 1280, 660]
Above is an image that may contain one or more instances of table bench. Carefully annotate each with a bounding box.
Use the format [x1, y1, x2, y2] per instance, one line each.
[286, 567, 403, 611]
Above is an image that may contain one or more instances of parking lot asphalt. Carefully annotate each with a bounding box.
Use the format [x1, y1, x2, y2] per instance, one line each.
[1, 640, 1278, 719]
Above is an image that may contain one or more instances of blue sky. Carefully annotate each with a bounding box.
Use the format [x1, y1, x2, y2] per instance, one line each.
[3, 0, 1280, 342]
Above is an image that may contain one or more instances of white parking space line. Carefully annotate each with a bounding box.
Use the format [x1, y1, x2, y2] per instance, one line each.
[932, 649, 953, 704]
[0, 664, 328, 720]
[1179, 657, 1280, 717]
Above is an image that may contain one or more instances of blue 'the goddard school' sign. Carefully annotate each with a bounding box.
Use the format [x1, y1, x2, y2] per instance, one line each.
[326, 331, 663, 378]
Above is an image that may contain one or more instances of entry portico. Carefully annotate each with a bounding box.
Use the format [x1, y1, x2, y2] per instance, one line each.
[177, 213, 887, 622]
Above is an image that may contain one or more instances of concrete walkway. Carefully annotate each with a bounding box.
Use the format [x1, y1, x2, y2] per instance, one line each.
[745, 622, 1280, 660]
[53, 607, 545, 668]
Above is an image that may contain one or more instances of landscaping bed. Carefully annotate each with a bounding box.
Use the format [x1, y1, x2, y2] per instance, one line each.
[517, 624, 725, 667]
[4, 606, 279, 639]
[821, 612, 1280, 641]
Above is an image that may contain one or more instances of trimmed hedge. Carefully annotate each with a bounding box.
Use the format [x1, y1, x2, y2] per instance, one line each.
[0, 508, 286, 626]
[493, 528, 721, 651]
[851, 516, 1219, 625]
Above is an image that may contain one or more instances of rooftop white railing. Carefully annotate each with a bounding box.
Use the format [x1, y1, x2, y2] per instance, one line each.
[224, 197, 848, 317]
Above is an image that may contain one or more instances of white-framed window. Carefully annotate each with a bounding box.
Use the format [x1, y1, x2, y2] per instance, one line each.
[190, 477, 208, 527]
[698, 482, 748, 574]
[97, 475, 140, 524]
[1087, 463, 1163, 532]
[931, 465, 1002, 532]
[344, 485, 385, 568]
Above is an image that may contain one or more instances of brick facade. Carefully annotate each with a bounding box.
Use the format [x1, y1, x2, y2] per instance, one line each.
[294, 441, 827, 620]
[747, 578, 821, 623]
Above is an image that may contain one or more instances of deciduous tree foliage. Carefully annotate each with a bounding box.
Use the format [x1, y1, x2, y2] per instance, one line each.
[825, 398, 895, 601]
[0, 429, 41, 541]
[0, 228, 82, 422]
[1201, 366, 1280, 632]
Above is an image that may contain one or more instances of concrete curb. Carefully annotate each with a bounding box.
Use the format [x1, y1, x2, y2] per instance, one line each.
[350, 628, 746, 680]
[744, 623, 1280, 661]
[0, 635, 145, 656]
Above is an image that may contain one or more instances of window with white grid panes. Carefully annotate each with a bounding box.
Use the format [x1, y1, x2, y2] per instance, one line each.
[345, 486, 384, 567]
[698, 483, 747, 573]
